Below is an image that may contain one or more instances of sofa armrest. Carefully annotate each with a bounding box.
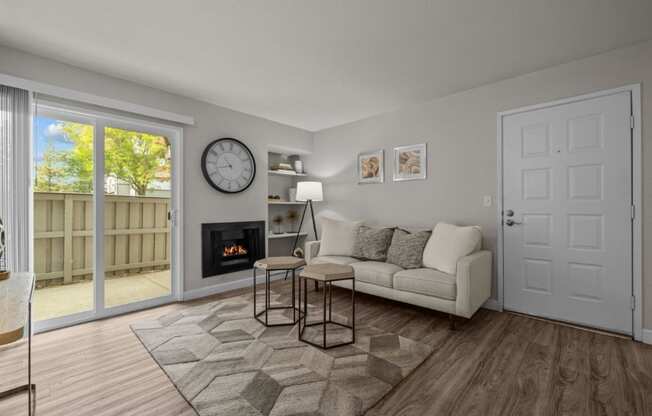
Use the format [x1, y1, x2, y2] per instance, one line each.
[455, 250, 492, 318]
[304, 240, 321, 264]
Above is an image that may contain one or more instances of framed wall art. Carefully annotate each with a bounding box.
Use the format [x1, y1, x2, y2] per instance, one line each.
[393, 143, 427, 181]
[357, 149, 384, 184]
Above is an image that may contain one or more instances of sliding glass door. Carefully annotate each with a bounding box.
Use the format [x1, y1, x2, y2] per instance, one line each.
[103, 125, 172, 308]
[32, 102, 181, 330]
[32, 114, 96, 321]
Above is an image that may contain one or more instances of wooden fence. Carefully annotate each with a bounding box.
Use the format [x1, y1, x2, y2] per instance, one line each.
[34, 192, 171, 287]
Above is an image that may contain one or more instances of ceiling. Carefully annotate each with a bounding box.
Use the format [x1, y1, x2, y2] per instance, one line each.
[1, 1, 651, 131]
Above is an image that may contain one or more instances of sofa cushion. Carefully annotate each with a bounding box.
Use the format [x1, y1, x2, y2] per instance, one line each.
[318, 217, 363, 257]
[352, 226, 395, 261]
[352, 261, 403, 288]
[386, 229, 431, 269]
[422, 223, 482, 275]
[311, 256, 359, 265]
[393, 268, 457, 300]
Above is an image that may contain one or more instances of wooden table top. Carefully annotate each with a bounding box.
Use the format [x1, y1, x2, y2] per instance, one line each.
[254, 256, 306, 270]
[300, 263, 355, 282]
[0, 272, 35, 346]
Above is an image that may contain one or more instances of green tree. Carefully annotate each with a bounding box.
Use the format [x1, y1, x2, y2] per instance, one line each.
[61, 122, 94, 193]
[104, 127, 170, 196]
[34, 144, 67, 192]
[55, 122, 170, 195]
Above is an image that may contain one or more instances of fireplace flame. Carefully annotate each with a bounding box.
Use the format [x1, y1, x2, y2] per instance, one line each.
[223, 243, 248, 257]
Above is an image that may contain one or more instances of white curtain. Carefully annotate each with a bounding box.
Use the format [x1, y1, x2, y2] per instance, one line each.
[0, 85, 31, 272]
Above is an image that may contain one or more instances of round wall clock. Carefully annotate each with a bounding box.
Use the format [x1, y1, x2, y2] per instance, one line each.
[201, 138, 256, 193]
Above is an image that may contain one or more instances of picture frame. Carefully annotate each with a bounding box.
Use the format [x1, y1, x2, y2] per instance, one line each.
[357, 149, 384, 184]
[393, 143, 427, 181]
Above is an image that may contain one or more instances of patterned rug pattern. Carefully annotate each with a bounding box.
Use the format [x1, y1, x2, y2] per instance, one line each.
[131, 291, 433, 416]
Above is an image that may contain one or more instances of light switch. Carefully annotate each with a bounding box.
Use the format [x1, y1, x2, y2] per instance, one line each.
[483, 195, 492, 207]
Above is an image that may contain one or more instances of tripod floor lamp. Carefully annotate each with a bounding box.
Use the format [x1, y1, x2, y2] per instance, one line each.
[288, 181, 323, 286]
[291, 181, 323, 256]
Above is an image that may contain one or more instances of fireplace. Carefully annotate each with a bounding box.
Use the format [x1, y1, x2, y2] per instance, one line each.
[202, 221, 265, 277]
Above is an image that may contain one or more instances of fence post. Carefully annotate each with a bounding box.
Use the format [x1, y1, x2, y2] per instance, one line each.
[63, 195, 73, 284]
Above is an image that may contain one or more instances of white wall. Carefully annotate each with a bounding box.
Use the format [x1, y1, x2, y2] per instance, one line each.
[3, 39, 651, 329]
[307, 40, 652, 329]
[0, 44, 313, 292]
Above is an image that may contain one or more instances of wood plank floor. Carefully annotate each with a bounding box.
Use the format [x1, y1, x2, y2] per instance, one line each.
[1, 279, 651, 416]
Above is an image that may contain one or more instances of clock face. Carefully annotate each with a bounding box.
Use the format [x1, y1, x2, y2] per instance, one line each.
[201, 138, 256, 193]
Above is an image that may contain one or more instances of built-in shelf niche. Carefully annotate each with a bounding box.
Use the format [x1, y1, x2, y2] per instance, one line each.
[266, 151, 309, 257]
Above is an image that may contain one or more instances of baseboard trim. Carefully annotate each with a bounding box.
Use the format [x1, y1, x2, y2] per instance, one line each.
[643, 329, 652, 345]
[483, 298, 502, 312]
[183, 270, 286, 301]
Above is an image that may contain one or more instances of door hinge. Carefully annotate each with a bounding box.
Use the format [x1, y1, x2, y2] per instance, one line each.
[631, 205, 636, 220]
[630, 115, 635, 130]
[631, 295, 636, 310]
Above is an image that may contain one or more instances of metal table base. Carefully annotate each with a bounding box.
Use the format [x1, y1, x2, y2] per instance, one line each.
[253, 266, 301, 327]
[298, 276, 355, 349]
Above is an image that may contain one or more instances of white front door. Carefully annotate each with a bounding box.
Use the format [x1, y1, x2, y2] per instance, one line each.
[502, 91, 632, 334]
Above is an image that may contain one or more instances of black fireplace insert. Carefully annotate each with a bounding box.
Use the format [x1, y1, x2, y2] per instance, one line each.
[202, 221, 265, 277]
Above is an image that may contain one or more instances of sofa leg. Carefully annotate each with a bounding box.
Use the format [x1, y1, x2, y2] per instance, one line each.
[449, 314, 456, 330]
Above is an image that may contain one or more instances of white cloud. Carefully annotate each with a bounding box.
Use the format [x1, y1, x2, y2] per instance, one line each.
[46, 123, 64, 137]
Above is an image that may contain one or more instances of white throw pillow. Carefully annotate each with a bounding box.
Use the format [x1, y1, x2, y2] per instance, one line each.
[318, 217, 363, 257]
[422, 222, 482, 274]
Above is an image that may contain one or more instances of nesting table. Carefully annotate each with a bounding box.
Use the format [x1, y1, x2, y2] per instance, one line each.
[0, 272, 36, 415]
[253, 256, 306, 327]
[298, 263, 355, 349]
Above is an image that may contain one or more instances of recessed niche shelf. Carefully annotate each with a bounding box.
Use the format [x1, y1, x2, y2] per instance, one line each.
[268, 170, 307, 177]
[267, 232, 307, 240]
[268, 201, 304, 205]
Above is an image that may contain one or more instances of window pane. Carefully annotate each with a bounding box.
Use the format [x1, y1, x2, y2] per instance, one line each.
[32, 116, 94, 321]
[103, 126, 171, 307]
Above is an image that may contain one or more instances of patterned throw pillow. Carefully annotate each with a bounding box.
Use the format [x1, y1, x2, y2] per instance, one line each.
[352, 226, 395, 261]
[386, 229, 432, 269]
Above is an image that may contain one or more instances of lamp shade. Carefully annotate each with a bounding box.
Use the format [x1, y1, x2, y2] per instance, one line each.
[296, 181, 323, 202]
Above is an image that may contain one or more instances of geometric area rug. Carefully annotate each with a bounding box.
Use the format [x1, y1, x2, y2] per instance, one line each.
[131, 291, 434, 416]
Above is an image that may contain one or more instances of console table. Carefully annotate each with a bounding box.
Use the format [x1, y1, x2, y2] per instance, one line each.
[0, 272, 36, 415]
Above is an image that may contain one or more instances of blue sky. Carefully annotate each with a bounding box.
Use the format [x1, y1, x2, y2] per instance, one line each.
[33, 116, 74, 163]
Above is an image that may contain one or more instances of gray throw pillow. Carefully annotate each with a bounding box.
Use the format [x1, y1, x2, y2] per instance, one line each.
[386, 229, 432, 269]
[352, 226, 395, 261]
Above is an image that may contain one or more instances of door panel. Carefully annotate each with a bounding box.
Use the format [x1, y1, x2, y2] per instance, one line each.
[503, 91, 632, 334]
[32, 115, 95, 322]
[103, 125, 172, 308]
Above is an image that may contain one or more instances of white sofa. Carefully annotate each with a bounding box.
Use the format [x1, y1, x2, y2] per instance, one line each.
[304, 230, 492, 320]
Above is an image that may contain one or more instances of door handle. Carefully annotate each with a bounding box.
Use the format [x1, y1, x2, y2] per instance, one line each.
[505, 219, 522, 226]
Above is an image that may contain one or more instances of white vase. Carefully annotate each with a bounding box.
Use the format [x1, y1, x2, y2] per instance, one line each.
[289, 188, 297, 202]
[294, 160, 303, 174]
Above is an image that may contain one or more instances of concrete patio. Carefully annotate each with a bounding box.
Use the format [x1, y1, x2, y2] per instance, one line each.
[33, 270, 171, 322]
